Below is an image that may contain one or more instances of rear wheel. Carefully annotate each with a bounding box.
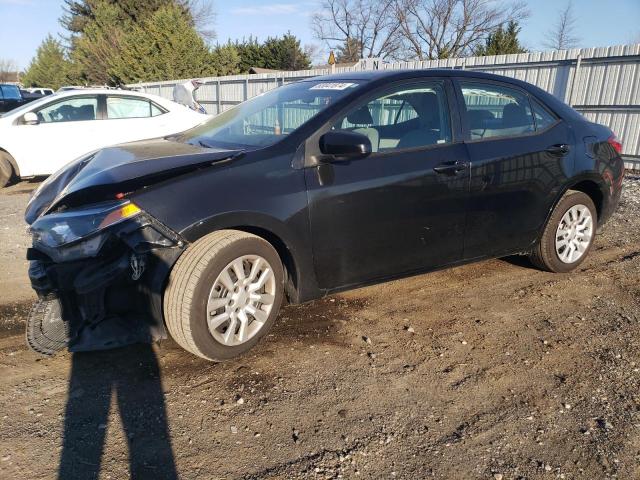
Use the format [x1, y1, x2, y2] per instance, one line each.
[528, 190, 597, 272]
[0, 152, 15, 188]
[164, 230, 284, 361]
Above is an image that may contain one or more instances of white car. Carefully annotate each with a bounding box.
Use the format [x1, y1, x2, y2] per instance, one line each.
[0, 89, 208, 187]
[26, 88, 54, 96]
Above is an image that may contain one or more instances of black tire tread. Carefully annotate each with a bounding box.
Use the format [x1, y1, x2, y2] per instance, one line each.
[0, 152, 14, 189]
[164, 230, 263, 360]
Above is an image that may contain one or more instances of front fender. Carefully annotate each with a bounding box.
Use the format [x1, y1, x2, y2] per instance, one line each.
[179, 211, 322, 304]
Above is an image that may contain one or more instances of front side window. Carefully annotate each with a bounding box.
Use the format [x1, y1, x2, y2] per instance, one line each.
[460, 82, 534, 140]
[36, 96, 98, 123]
[331, 81, 452, 152]
[107, 96, 163, 119]
[1, 85, 21, 100]
[180, 80, 362, 148]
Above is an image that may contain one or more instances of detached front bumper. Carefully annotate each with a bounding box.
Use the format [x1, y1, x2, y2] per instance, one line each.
[26, 214, 186, 354]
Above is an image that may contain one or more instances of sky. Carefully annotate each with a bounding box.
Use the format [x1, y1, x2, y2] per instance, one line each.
[0, 0, 639, 70]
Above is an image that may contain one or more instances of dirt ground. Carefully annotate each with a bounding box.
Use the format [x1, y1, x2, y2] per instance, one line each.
[0, 175, 639, 480]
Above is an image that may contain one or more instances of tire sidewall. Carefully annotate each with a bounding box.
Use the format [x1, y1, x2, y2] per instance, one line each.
[542, 192, 597, 273]
[188, 236, 284, 360]
[0, 155, 12, 188]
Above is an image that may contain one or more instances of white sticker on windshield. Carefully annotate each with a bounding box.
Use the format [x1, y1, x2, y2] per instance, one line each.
[310, 82, 356, 90]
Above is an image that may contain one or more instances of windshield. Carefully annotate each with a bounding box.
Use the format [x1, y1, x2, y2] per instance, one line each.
[179, 80, 362, 148]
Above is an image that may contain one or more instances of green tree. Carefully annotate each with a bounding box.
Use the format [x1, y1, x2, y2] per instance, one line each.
[210, 44, 241, 76]
[335, 38, 362, 63]
[234, 34, 311, 72]
[261, 33, 311, 71]
[474, 21, 527, 56]
[61, 0, 185, 36]
[68, 1, 125, 84]
[109, 4, 217, 83]
[22, 35, 72, 90]
[234, 37, 267, 72]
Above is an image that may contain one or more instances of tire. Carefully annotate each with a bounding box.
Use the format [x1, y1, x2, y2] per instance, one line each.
[164, 230, 284, 361]
[0, 152, 15, 189]
[26, 298, 70, 356]
[528, 190, 597, 273]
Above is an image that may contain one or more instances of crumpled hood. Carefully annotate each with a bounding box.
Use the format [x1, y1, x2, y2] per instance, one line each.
[25, 138, 242, 224]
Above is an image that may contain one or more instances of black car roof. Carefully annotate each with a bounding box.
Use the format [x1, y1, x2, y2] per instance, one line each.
[305, 68, 518, 82]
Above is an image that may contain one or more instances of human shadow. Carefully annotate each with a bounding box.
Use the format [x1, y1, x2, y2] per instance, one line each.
[58, 343, 177, 480]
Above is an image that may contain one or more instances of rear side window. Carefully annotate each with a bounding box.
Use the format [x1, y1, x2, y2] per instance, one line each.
[106, 96, 165, 119]
[460, 82, 534, 140]
[531, 98, 557, 130]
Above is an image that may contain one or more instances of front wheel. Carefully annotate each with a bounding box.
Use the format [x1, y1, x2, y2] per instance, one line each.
[164, 230, 284, 361]
[528, 190, 597, 273]
[0, 152, 15, 188]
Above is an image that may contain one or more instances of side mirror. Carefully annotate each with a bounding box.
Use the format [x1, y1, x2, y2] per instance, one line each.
[319, 130, 372, 160]
[23, 112, 39, 125]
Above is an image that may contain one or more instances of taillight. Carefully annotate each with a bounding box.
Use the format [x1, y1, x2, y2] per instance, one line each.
[607, 135, 622, 154]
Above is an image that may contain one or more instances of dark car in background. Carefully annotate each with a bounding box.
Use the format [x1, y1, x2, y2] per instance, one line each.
[0, 84, 40, 113]
[23, 70, 624, 361]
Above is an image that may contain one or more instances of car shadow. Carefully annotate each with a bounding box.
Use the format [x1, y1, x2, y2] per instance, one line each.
[58, 344, 177, 480]
[499, 254, 538, 270]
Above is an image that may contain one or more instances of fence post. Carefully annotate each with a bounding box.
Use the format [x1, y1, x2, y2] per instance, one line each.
[216, 80, 221, 115]
[568, 53, 582, 107]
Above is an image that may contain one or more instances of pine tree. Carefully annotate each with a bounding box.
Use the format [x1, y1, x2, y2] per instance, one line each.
[262, 33, 311, 71]
[234, 34, 311, 72]
[474, 21, 527, 56]
[22, 35, 71, 90]
[61, 0, 183, 36]
[109, 4, 217, 83]
[234, 37, 267, 73]
[210, 44, 241, 76]
[335, 38, 362, 63]
[68, 1, 125, 85]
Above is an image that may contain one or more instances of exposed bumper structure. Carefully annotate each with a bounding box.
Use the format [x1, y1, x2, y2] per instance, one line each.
[26, 213, 185, 355]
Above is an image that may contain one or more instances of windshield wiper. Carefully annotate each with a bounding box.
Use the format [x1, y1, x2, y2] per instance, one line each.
[198, 139, 214, 149]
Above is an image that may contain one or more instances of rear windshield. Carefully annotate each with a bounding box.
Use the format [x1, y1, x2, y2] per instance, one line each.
[1, 85, 21, 100]
[179, 80, 362, 149]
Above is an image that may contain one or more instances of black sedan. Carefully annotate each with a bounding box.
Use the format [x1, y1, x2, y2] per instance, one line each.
[24, 69, 624, 361]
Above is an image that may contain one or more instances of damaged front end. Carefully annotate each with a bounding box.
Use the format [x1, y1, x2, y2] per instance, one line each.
[26, 200, 186, 355]
[22, 139, 241, 355]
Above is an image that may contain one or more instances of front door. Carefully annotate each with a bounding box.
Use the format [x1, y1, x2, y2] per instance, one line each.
[11, 95, 101, 175]
[305, 79, 470, 290]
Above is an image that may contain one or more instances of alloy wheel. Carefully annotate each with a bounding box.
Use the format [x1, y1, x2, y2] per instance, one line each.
[555, 204, 594, 264]
[206, 255, 276, 346]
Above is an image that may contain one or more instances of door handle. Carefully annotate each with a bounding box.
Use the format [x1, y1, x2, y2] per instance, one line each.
[546, 144, 570, 156]
[433, 161, 468, 175]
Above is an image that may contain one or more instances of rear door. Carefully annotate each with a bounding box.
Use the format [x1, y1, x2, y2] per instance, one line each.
[455, 79, 574, 259]
[305, 79, 470, 290]
[103, 95, 172, 143]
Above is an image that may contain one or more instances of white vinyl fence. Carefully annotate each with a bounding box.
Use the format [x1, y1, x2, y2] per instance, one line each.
[129, 44, 640, 168]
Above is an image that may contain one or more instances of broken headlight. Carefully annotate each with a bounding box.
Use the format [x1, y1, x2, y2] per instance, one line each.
[30, 200, 142, 250]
